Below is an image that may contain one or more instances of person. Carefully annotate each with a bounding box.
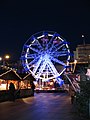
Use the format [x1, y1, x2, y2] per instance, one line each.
[54, 81, 60, 90]
[54, 81, 58, 90]
[70, 90, 75, 104]
[30, 81, 35, 96]
[9, 82, 15, 101]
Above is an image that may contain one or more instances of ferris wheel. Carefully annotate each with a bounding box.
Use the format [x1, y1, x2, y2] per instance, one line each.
[21, 31, 70, 82]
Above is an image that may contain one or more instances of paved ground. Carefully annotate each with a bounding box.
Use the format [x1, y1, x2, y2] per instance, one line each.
[0, 92, 83, 120]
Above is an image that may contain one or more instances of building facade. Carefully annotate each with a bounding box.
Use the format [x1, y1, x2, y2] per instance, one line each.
[74, 44, 90, 63]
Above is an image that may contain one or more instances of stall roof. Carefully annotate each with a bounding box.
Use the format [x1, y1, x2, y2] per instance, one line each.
[23, 73, 36, 81]
[0, 69, 22, 80]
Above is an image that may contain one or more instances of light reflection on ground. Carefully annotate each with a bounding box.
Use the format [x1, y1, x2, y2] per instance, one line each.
[22, 96, 35, 104]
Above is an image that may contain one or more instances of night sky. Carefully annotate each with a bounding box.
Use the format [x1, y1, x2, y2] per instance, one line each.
[0, 0, 90, 61]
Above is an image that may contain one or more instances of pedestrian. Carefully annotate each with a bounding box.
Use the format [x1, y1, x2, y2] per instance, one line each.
[9, 82, 15, 101]
[70, 90, 75, 104]
[30, 81, 35, 96]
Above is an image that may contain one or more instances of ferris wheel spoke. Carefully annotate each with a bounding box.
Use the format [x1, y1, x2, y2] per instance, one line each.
[49, 41, 64, 52]
[52, 51, 69, 57]
[36, 61, 47, 78]
[55, 44, 65, 52]
[29, 46, 39, 53]
[47, 59, 59, 76]
[29, 35, 43, 50]
[54, 40, 65, 47]
[47, 32, 56, 49]
[49, 44, 56, 52]
[50, 56, 67, 66]
[27, 57, 39, 66]
[33, 56, 43, 74]
[23, 62, 34, 70]
[25, 53, 38, 59]
[35, 39, 43, 49]
[50, 44, 65, 56]
[47, 64, 55, 76]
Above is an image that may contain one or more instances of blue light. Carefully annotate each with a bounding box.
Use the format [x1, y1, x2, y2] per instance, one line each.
[31, 35, 36, 40]
[57, 77, 64, 86]
[54, 33, 60, 37]
[43, 31, 48, 36]
[24, 45, 29, 48]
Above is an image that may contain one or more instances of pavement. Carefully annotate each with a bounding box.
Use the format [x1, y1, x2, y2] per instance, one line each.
[0, 92, 84, 120]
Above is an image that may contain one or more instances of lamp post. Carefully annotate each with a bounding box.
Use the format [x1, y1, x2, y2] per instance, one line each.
[82, 34, 85, 45]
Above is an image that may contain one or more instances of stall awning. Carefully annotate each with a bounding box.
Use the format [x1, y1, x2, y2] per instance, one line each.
[0, 69, 22, 80]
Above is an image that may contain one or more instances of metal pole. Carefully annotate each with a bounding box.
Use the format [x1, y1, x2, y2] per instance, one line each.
[65, 74, 77, 92]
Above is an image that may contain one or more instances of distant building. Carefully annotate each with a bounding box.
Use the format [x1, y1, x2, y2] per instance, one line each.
[74, 44, 90, 63]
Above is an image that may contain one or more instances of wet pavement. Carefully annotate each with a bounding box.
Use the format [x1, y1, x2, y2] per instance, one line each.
[0, 92, 83, 120]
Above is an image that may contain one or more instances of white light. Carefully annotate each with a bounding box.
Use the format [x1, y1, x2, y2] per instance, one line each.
[37, 35, 44, 39]
[82, 35, 84, 37]
[74, 60, 77, 64]
[0, 57, 2, 61]
[5, 55, 10, 59]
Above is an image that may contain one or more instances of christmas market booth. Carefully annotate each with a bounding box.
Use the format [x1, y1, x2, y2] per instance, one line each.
[0, 66, 33, 102]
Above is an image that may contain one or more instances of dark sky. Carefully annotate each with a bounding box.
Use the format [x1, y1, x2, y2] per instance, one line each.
[0, 0, 90, 61]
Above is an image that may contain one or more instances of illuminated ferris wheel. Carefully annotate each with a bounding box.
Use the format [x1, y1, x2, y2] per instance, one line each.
[21, 31, 70, 82]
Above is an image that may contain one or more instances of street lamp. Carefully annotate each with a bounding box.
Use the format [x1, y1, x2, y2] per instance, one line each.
[0, 57, 3, 65]
[5, 55, 10, 59]
[0, 57, 2, 61]
[4, 54, 10, 66]
[82, 34, 85, 45]
[0, 54, 10, 66]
